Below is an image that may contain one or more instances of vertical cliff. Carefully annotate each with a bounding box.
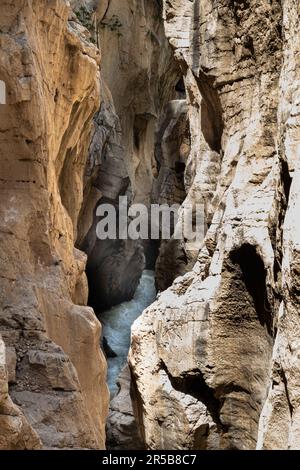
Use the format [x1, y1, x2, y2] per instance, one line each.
[0, 0, 108, 449]
[129, 0, 300, 450]
[78, 0, 180, 311]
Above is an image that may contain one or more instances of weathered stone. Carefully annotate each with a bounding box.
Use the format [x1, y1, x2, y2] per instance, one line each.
[153, 99, 190, 291]
[0, 0, 108, 449]
[106, 366, 144, 450]
[128, 0, 300, 451]
[78, 0, 180, 311]
[5, 347, 16, 385]
[0, 337, 41, 449]
[2, 0, 300, 452]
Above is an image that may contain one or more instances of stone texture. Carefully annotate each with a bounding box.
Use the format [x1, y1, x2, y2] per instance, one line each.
[2, 0, 300, 453]
[153, 99, 190, 291]
[106, 365, 144, 450]
[128, 0, 300, 451]
[257, 0, 300, 449]
[0, 0, 108, 449]
[0, 336, 41, 449]
[78, 0, 180, 310]
[79, 81, 145, 310]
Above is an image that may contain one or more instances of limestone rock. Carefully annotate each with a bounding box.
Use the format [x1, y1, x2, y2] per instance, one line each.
[257, 0, 300, 449]
[0, 0, 108, 449]
[2, 0, 300, 453]
[128, 0, 300, 451]
[79, 0, 180, 310]
[0, 336, 41, 449]
[106, 365, 144, 450]
[152, 99, 190, 291]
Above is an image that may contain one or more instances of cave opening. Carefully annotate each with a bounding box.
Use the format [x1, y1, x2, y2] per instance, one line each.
[175, 77, 186, 98]
[230, 244, 273, 336]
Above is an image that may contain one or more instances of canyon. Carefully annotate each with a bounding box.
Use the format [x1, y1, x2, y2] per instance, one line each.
[0, 0, 300, 451]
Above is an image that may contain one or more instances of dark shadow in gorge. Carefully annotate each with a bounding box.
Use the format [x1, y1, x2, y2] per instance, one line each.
[195, 73, 224, 154]
[81, 195, 145, 312]
[230, 244, 273, 336]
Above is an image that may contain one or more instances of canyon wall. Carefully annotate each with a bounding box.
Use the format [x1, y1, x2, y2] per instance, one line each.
[0, 0, 108, 449]
[1, 0, 300, 451]
[78, 0, 180, 310]
[129, 0, 300, 450]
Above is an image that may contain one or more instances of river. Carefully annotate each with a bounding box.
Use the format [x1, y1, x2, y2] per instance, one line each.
[100, 270, 156, 395]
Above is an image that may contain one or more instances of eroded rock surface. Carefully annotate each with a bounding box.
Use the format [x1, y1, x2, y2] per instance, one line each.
[1, 0, 300, 452]
[0, 0, 108, 449]
[106, 365, 144, 450]
[78, 0, 180, 310]
[129, 0, 300, 450]
[153, 99, 190, 291]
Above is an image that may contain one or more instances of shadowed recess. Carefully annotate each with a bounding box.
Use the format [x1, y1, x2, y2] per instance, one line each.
[230, 244, 273, 336]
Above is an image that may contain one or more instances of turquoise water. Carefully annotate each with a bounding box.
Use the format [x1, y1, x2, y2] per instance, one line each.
[101, 270, 156, 395]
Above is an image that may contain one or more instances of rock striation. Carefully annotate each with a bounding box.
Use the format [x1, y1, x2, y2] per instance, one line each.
[1, 0, 300, 452]
[78, 0, 180, 310]
[0, 0, 108, 449]
[129, 0, 300, 451]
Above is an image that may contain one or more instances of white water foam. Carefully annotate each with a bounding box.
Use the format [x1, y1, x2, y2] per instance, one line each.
[101, 270, 156, 395]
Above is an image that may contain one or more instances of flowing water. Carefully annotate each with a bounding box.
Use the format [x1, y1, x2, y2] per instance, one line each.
[101, 270, 156, 395]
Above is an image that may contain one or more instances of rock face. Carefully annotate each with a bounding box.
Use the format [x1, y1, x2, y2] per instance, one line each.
[257, 0, 300, 449]
[153, 99, 190, 291]
[1, 0, 300, 452]
[0, 0, 108, 449]
[78, 0, 180, 310]
[129, 0, 300, 451]
[79, 84, 145, 310]
[106, 365, 144, 450]
[0, 338, 40, 449]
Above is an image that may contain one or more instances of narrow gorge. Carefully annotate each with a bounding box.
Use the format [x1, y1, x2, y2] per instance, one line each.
[0, 0, 300, 451]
